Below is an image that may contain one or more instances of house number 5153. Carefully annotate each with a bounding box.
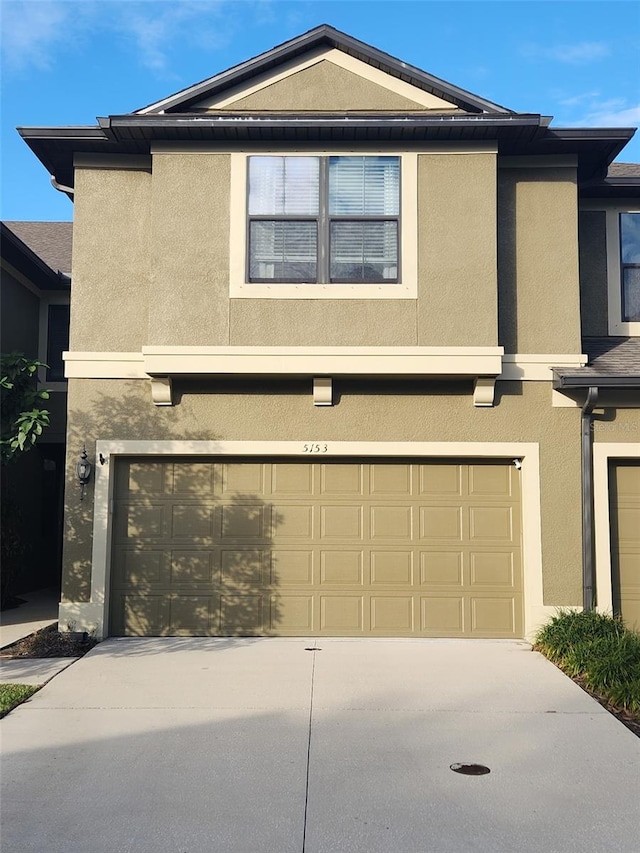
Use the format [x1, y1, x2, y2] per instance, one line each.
[302, 443, 328, 453]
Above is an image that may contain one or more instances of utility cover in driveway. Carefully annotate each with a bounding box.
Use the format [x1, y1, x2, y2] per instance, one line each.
[110, 458, 522, 637]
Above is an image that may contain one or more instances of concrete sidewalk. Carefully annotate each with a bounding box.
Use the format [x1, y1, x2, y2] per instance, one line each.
[1, 638, 639, 853]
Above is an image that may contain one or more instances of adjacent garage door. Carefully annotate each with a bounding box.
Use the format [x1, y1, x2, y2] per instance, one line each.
[110, 458, 523, 638]
[610, 462, 640, 631]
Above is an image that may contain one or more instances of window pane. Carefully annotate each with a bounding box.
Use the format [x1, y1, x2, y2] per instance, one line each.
[249, 156, 319, 215]
[623, 267, 640, 321]
[330, 221, 398, 282]
[249, 221, 317, 281]
[329, 156, 399, 215]
[620, 213, 640, 263]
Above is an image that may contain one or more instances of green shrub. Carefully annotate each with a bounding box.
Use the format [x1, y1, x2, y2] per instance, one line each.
[534, 610, 640, 721]
[0, 684, 39, 718]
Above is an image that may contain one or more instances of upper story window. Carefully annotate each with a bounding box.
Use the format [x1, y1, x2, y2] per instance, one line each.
[620, 213, 640, 322]
[229, 151, 417, 299]
[46, 303, 70, 382]
[248, 155, 400, 284]
[606, 208, 640, 335]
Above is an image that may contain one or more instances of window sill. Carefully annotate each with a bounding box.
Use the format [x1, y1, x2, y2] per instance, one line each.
[230, 282, 416, 299]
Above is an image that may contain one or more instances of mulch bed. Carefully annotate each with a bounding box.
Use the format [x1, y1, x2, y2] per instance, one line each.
[0, 623, 98, 659]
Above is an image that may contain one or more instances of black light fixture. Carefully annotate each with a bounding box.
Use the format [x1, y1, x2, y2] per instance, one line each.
[76, 445, 92, 501]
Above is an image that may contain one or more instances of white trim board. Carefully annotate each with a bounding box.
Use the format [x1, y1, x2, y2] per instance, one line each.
[59, 439, 553, 642]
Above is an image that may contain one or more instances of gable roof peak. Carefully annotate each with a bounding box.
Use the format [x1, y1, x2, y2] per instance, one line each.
[134, 24, 514, 116]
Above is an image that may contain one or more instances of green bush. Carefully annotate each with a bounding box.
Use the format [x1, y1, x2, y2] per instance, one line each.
[534, 610, 640, 718]
[0, 684, 39, 718]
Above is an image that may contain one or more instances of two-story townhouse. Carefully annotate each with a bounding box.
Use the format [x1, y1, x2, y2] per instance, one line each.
[1, 221, 71, 598]
[19, 26, 640, 639]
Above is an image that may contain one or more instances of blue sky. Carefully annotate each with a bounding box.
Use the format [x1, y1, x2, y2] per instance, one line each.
[1, 0, 639, 222]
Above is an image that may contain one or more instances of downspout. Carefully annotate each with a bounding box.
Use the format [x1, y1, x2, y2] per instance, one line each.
[581, 386, 598, 611]
[50, 176, 74, 196]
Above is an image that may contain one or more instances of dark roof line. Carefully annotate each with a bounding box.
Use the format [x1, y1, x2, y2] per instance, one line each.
[134, 24, 514, 116]
[1, 222, 71, 290]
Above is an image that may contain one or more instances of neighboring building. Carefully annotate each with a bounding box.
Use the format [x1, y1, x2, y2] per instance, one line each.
[1, 221, 72, 594]
[18, 26, 640, 639]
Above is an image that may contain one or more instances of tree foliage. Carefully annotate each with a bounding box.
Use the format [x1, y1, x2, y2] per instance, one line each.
[0, 353, 50, 464]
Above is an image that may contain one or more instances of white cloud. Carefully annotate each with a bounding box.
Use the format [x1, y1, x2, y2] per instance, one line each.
[555, 94, 640, 128]
[0, 0, 255, 76]
[0, 1, 75, 71]
[521, 41, 610, 65]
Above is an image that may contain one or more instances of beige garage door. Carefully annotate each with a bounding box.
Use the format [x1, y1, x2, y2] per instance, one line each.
[110, 458, 523, 637]
[610, 462, 640, 631]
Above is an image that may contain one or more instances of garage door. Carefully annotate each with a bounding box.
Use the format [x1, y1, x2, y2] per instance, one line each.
[109, 458, 523, 637]
[610, 462, 640, 631]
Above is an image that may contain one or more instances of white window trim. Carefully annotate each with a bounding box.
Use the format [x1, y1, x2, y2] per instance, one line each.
[605, 206, 640, 336]
[58, 439, 552, 641]
[229, 151, 418, 299]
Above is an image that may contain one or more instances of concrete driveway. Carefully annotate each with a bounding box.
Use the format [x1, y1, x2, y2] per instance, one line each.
[1, 638, 639, 853]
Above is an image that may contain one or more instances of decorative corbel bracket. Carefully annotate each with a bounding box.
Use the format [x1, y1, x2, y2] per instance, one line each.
[473, 377, 496, 407]
[313, 377, 333, 406]
[151, 376, 174, 406]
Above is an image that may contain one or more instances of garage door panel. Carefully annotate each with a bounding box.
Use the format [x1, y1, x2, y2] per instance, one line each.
[469, 506, 514, 541]
[272, 596, 314, 631]
[419, 464, 462, 495]
[170, 550, 217, 585]
[471, 597, 517, 635]
[421, 596, 464, 633]
[420, 506, 463, 540]
[321, 505, 362, 539]
[221, 462, 264, 495]
[171, 462, 216, 496]
[271, 550, 314, 585]
[420, 552, 463, 586]
[470, 552, 516, 587]
[271, 463, 314, 494]
[221, 504, 269, 540]
[370, 464, 412, 495]
[370, 506, 413, 539]
[221, 549, 264, 587]
[111, 459, 522, 637]
[171, 504, 215, 539]
[320, 463, 364, 495]
[320, 551, 364, 585]
[321, 595, 364, 631]
[371, 596, 414, 631]
[371, 551, 413, 585]
[611, 462, 640, 631]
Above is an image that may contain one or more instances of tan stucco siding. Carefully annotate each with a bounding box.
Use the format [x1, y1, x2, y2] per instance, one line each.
[62, 378, 582, 606]
[417, 153, 498, 346]
[148, 153, 231, 346]
[593, 407, 640, 443]
[498, 167, 581, 353]
[578, 210, 608, 336]
[229, 299, 418, 345]
[217, 60, 440, 112]
[72, 167, 151, 351]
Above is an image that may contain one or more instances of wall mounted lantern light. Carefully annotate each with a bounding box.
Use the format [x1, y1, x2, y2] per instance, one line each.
[76, 445, 92, 501]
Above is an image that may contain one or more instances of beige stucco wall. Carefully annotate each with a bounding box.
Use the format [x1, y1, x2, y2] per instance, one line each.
[62, 377, 583, 607]
[221, 61, 436, 112]
[72, 166, 151, 352]
[578, 210, 608, 336]
[417, 152, 497, 346]
[148, 153, 231, 345]
[498, 166, 581, 353]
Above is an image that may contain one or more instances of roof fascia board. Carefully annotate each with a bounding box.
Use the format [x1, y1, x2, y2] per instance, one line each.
[134, 25, 513, 116]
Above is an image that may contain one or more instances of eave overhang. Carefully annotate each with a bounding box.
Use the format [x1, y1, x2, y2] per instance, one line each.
[20, 115, 634, 190]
